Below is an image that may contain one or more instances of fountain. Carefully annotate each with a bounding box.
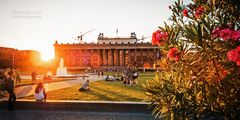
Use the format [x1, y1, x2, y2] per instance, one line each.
[55, 58, 76, 78]
[56, 58, 68, 76]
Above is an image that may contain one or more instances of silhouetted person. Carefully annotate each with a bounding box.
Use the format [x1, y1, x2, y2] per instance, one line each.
[15, 69, 21, 85]
[31, 71, 37, 83]
[97, 70, 100, 77]
[6, 71, 16, 110]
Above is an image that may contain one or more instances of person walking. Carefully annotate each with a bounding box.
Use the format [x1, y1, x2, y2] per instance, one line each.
[6, 71, 16, 111]
[31, 71, 37, 83]
[15, 69, 21, 85]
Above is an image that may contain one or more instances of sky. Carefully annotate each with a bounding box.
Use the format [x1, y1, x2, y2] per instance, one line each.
[0, 0, 188, 61]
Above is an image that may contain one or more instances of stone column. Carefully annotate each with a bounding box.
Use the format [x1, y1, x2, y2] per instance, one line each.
[120, 49, 125, 66]
[113, 49, 116, 66]
[114, 49, 120, 66]
[117, 49, 120, 66]
[102, 49, 107, 66]
[98, 49, 102, 66]
[91, 49, 94, 66]
[128, 49, 131, 65]
[107, 49, 110, 66]
[134, 49, 137, 62]
[112, 49, 114, 66]
[108, 49, 113, 66]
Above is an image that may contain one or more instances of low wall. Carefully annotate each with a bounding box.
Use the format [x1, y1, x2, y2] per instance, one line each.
[0, 100, 154, 113]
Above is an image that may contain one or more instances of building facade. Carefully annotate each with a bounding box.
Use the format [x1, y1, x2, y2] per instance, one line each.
[0, 47, 41, 70]
[54, 34, 160, 70]
[0, 47, 16, 68]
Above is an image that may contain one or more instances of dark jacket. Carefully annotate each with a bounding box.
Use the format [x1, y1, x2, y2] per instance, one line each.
[6, 77, 14, 93]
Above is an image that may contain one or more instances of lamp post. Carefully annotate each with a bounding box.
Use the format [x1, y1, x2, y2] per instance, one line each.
[12, 52, 14, 69]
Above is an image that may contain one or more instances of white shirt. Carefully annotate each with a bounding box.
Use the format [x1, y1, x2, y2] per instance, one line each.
[34, 88, 45, 101]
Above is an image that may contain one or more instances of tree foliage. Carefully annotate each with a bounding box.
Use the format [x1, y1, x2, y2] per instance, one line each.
[144, 0, 240, 119]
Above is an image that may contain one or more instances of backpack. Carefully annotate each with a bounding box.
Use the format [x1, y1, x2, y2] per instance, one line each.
[132, 72, 138, 80]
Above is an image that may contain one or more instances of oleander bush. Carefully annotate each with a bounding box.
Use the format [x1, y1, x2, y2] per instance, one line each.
[143, 0, 240, 119]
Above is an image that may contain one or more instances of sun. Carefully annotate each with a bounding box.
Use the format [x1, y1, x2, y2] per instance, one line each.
[38, 47, 55, 62]
[41, 53, 53, 61]
[41, 51, 54, 61]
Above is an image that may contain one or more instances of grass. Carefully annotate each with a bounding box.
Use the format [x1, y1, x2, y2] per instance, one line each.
[104, 71, 155, 76]
[24, 74, 155, 102]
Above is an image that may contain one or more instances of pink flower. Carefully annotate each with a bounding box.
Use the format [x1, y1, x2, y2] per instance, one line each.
[195, 6, 204, 19]
[237, 61, 240, 66]
[231, 30, 240, 41]
[167, 48, 178, 58]
[152, 30, 161, 45]
[174, 55, 180, 61]
[227, 46, 240, 63]
[151, 30, 168, 46]
[222, 69, 228, 78]
[237, 46, 240, 51]
[157, 32, 168, 41]
[211, 27, 221, 38]
[167, 48, 180, 61]
[220, 29, 232, 40]
[182, 8, 188, 17]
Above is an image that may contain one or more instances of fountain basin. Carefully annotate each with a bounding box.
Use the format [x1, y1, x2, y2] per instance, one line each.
[54, 75, 78, 78]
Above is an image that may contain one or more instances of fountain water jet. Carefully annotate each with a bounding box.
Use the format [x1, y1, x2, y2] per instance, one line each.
[55, 58, 86, 78]
[56, 58, 68, 76]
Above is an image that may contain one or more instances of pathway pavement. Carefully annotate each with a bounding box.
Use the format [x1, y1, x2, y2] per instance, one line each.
[0, 110, 157, 120]
[14, 74, 106, 98]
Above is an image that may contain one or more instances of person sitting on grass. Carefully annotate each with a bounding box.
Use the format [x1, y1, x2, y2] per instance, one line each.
[112, 75, 116, 81]
[79, 80, 90, 91]
[105, 75, 110, 81]
[34, 82, 47, 102]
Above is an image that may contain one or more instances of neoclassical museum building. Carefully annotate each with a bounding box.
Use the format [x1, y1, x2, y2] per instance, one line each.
[54, 33, 160, 70]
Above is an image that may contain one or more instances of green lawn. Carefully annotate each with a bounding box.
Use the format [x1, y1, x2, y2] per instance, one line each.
[24, 74, 155, 102]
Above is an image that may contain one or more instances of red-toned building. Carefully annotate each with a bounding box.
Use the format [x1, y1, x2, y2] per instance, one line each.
[0, 47, 16, 68]
[54, 33, 160, 70]
[0, 47, 41, 70]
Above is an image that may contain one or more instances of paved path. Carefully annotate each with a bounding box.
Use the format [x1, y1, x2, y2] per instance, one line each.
[15, 74, 106, 98]
[0, 110, 157, 120]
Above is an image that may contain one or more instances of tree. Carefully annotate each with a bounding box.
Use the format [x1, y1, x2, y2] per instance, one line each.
[144, 0, 240, 119]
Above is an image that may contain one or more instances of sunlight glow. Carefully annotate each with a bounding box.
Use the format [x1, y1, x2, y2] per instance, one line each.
[41, 52, 54, 61]
[41, 54, 53, 62]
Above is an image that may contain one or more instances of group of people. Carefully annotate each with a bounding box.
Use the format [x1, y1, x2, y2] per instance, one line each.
[0, 69, 47, 111]
[123, 65, 138, 86]
[0, 65, 139, 111]
[0, 69, 18, 110]
[103, 65, 139, 86]
[0, 68, 21, 86]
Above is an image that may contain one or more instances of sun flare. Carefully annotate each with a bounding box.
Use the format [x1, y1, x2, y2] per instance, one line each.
[41, 52, 54, 61]
[41, 53, 53, 61]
